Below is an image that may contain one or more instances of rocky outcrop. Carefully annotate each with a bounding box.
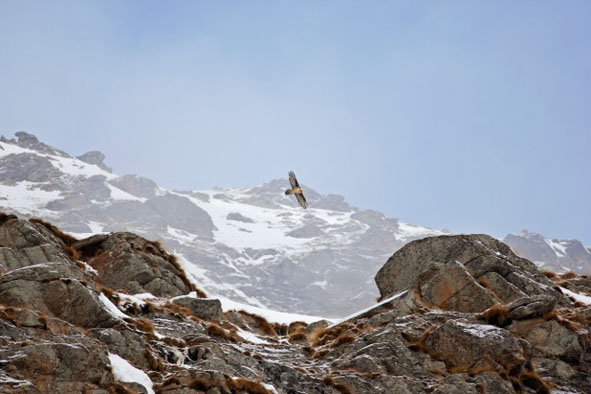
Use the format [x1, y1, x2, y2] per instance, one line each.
[2, 214, 590, 394]
[375, 234, 570, 312]
[77, 150, 113, 172]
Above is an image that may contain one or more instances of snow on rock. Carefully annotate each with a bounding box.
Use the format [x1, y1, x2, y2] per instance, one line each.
[236, 328, 271, 344]
[99, 293, 128, 319]
[0, 181, 62, 214]
[561, 287, 591, 305]
[328, 290, 408, 328]
[218, 296, 330, 325]
[397, 222, 445, 241]
[108, 353, 155, 394]
[455, 322, 505, 340]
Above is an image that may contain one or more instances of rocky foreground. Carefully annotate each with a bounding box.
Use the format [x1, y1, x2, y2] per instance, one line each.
[0, 213, 590, 393]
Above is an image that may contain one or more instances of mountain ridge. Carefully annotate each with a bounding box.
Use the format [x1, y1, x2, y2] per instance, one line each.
[1, 131, 589, 316]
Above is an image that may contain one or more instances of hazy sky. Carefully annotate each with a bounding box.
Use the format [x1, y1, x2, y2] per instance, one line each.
[1, 1, 590, 243]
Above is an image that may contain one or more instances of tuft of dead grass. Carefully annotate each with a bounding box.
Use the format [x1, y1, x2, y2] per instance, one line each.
[477, 304, 511, 327]
[29, 217, 78, 246]
[518, 369, 551, 394]
[103, 382, 136, 394]
[190, 374, 275, 394]
[225, 376, 275, 394]
[0, 211, 18, 225]
[144, 344, 165, 372]
[541, 269, 557, 279]
[238, 311, 277, 337]
[206, 323, 241, 343]
[189, 376, 216, 391]
[330, 333, 355, 348]
[322, 376, 354, 394]
[561, 271, 578, 280]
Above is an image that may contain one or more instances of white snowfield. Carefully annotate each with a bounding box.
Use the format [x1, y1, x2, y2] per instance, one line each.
[108, 353, 155, 394]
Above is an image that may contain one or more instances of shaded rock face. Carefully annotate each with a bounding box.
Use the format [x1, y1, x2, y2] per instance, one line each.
[375, 234, 570, 312]
[0, 153, 62, 183]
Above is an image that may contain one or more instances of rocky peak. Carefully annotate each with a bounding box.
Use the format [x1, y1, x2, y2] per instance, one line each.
[77, 150, 113, 172]
[9, 131, 70, 156]
[15, 131, 39, 144]
[504, 230, 591, 274]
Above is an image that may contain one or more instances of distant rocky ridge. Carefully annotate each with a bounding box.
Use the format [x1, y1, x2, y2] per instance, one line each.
[504, 230, 591, 275]
[0, 132, 446, 317]
[1, 214, 590, 393]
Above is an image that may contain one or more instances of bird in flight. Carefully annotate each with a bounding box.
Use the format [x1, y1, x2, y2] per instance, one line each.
[285, 171, 308, 209]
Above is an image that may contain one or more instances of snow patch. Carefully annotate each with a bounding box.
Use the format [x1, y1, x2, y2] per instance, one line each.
[545, 238, 567, 257]
[218, 296, 329, 325]
[560, 287, 591, 305]
[108, 353, 155, 394]
[397, 222, 444, 241]
[310, 280, 328, 290]
[236, 328, 270, 344]
[328, 290, 408, 328]
[0, 181, 62, 214]
[99, 293, 128, 319]
[106, 183, 147, 202]
[456, 322, 505, 339]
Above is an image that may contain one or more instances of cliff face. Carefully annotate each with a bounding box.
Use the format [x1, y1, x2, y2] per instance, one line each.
[1, 213, 590, 394]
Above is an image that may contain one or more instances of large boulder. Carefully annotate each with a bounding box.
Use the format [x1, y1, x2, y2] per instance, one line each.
[172, 296, 223, 320]
[375, 234, 571, 312]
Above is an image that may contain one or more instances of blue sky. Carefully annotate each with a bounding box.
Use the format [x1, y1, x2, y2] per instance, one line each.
[1, 1, 590, 243]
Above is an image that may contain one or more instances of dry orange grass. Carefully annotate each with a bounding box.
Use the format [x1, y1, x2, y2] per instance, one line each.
[189, 376, 216, 391]
[561, 271, 578, 280]
[330, 333, 356, 348]
[225, 376, 275, 394]
[238, 311, 277, 337]
[541, 269, 557, 279]
[128, 318, 155, 335]
[518, 369, 551, 394]
[62, 245, 80, 261]
[206, 323, 241, 343]
[477, 304, 511, 327]
[144, 344, 165, 372]
[29, 217, 78, 245]
[103, 382, 136, 394]
[322, 376, 354, 394]
[288, 332, 307, 343]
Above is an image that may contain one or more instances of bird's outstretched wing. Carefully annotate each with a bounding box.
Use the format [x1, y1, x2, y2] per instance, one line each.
[295, 192, 308, 209]
[288, 171, 300, 189]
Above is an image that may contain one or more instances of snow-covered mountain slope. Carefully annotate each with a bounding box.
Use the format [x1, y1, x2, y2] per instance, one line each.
[503, 229, 591, 274]
[0, 132, 448, 316]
